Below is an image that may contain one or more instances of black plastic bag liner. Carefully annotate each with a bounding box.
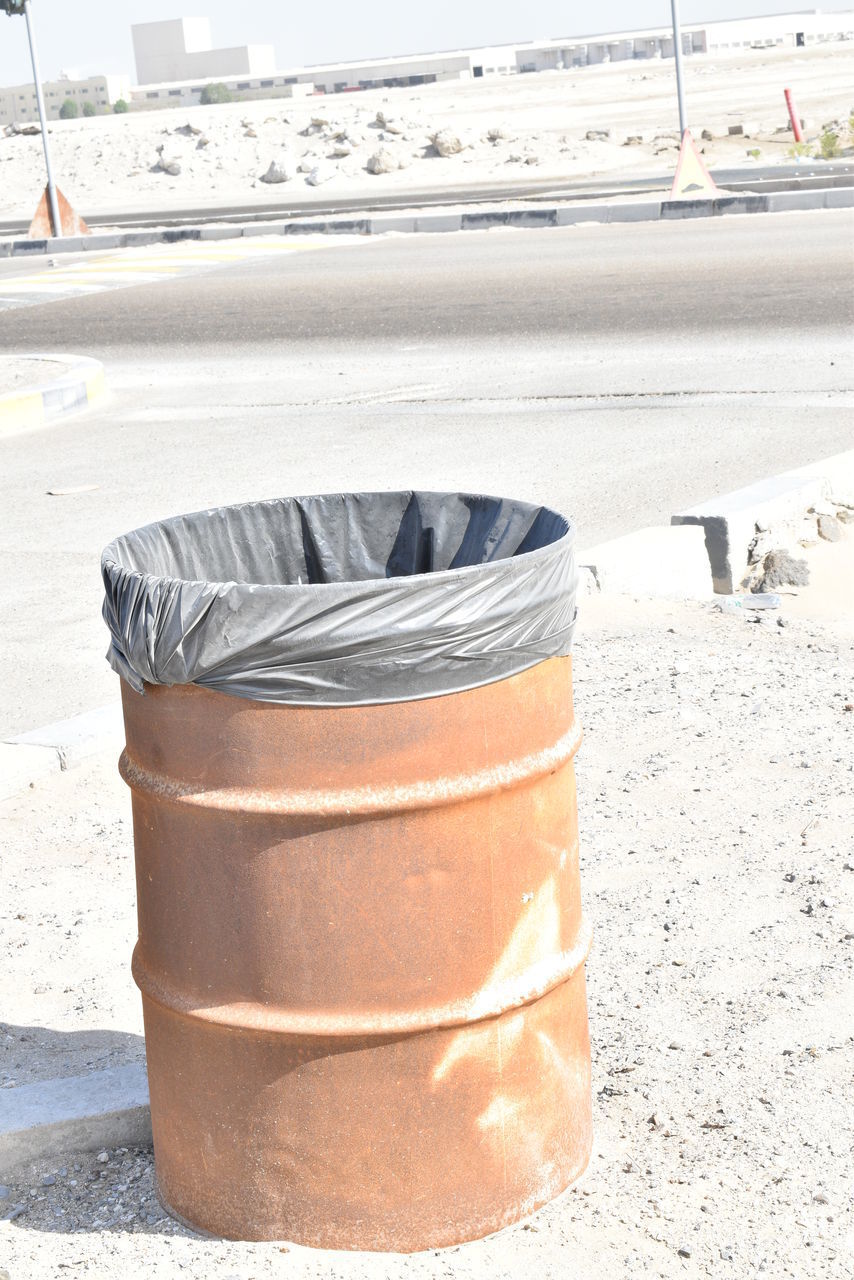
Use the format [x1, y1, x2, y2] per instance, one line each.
[102, 490, 577, 706]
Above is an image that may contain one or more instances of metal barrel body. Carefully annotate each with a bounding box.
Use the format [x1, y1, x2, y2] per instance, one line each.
[120, 655, 592, 1249]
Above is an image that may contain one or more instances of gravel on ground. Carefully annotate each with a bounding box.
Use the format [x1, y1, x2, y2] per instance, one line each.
[1, 538, 852, 1278]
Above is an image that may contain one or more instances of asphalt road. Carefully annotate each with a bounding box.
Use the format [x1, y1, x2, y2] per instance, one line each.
[1, 210, 852, 734]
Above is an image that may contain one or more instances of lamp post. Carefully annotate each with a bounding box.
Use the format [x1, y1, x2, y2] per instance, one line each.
[3, 0, 63, 237]
[670, 0, 687, 136]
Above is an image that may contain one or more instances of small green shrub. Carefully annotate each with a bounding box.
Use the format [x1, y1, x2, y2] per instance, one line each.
[786, 141, 811, 158]
[82, 100, 96, 117]
[113, 98, 129, 114]
[816, 129, 840, 159]
[200, 83, 232, 105]
[59, 98, 78, 120]
[746, 148, 761, 159]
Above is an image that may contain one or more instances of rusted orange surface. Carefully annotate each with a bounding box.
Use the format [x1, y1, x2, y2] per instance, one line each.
[28, 185, 89, 238]
[120, 656, 592, 1249]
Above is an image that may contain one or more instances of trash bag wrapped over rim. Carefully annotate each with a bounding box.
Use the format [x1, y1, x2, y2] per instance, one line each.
[101, 490, 578, 706]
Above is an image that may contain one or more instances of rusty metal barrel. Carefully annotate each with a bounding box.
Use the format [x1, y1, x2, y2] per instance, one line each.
[102, 491, 592, 1250]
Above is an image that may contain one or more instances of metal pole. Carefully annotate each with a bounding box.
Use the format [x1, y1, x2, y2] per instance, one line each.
[670, 0, 687, 136]
[22, 0, 62, 237]
[784, 88, 803, 142]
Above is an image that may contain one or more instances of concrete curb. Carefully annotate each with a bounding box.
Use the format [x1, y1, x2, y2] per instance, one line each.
[578, 525, 714, 599]
[1, 703, 123, 800]
[0, 185, 850, 258]
[672, 449, 854, 593]
[0, 354, 106, 437]
[0, 1065, 151, 1179]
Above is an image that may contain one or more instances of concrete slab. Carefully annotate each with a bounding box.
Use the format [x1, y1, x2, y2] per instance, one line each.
[672, 472, 828, 593]
[783, 449, 854, 507]
[578, 525, 712, 599]
[6, 702, 123, 771]
[0, 1065, 151, 1178]
[369, 215, 418, 234]
[414, 214, 462, 233]
[0, 353, 106, 439]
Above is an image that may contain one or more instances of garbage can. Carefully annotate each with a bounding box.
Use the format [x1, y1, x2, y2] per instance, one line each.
[101, 490, 592, 1250]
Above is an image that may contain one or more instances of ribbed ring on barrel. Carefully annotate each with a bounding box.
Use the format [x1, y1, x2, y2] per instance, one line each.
[119, 719, 582, 817]
[132, 917, 592, 1038]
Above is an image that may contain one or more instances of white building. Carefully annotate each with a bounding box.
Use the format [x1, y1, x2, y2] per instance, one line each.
[0, 73, 130, 127]
[127, 44, 521, 109]
[126, 9, 853, 108]
[515, 10, 854, 72]
[131, 17, 275, 85]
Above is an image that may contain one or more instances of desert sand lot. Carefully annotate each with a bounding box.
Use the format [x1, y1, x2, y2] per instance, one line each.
[1, 42, 852, 221]
[2, 534, 853, 1277]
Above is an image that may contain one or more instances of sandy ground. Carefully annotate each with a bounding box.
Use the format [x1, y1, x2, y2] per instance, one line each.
[1, 43, 853, 222]
[1, 528, 852, 1279]
[0, 358, 66, 394]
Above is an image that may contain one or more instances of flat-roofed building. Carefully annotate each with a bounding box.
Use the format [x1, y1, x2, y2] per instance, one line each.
[515, 9, 853, 71]
[131, 17, 275, 85]
[0, 73, 131, 126]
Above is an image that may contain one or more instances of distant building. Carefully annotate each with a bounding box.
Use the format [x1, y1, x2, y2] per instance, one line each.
[514, 9, 854, 71]
[0, 73, 130, 126]
[1, 9, 850, 125]
[127, 44, 520, 110]
[131, 17, 275, 85]
[125, 9, 852, 108]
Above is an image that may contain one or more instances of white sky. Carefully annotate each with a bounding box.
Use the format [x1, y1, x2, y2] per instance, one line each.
[1, 2, 851, 84]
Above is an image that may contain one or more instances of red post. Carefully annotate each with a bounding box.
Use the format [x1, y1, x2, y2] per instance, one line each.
[784, 88, 803, 142]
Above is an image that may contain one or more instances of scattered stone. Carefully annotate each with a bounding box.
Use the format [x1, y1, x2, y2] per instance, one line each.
[259, 157, 293, 184]
[524, 155, 540, 165]
[677, 1245, 693, 1258]
[487, 126, 509, 142]
[720, 1246, 734, 1261]
[755, 550, 809, 592]
[586, 128, 613, 142]
[0, 1185, 11, 1199]
[196, 136, 209, 149]
[244, 127, 257, 138]
[96, 1151, 109, 1163]
[305, 163, 334, 186]
[817, 514, 842, 542]
[176, 122, 202, 136]
[329, 144, 353, 158]
[623, 134, 644, 145]
[367, 147, 400, 174]
[19, 123, 42, 136]
[42, 1173, 56, 1185]
[156, 156, 181, 176]
[701, 128, 715, 141]
[431, 129, 464, 156]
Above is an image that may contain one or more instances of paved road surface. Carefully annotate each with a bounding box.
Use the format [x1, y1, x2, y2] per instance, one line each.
[0, 210, 851, 734]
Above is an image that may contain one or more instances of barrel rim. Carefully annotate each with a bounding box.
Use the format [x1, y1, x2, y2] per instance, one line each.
[101, 488, 575, 597]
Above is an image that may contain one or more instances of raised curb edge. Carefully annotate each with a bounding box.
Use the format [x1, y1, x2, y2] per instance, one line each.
[0, 354, 106, 436]
[0, 185, 850, 258]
